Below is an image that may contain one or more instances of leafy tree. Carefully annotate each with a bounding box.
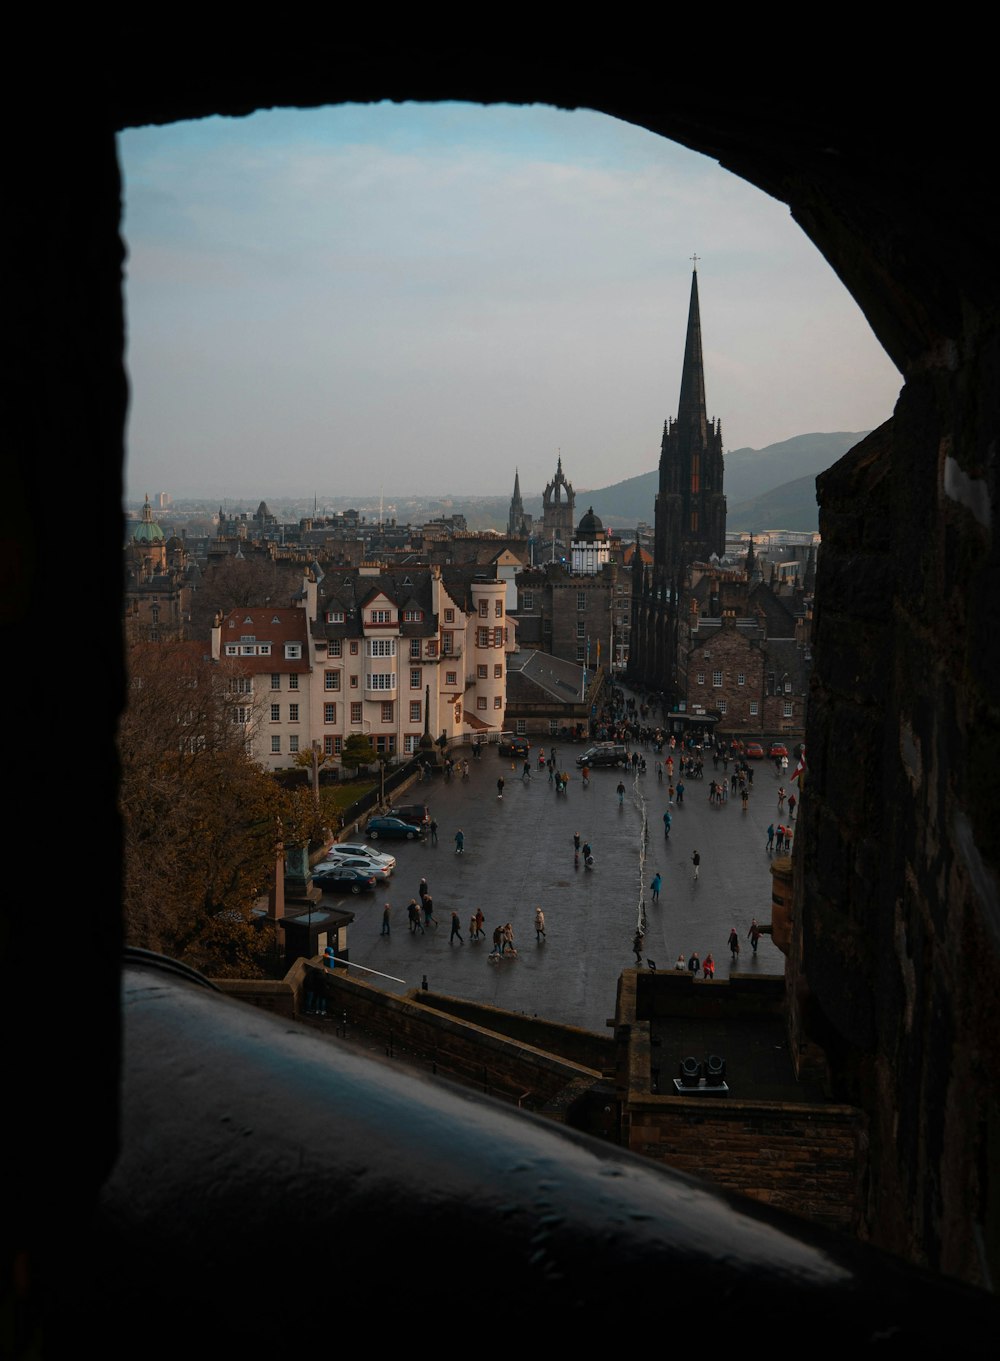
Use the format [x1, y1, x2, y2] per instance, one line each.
[340, 732, 376, 775]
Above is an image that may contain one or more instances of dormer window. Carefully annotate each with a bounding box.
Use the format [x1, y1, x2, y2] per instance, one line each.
[285, 643, 301, 660]
[369, 609, 392, 624]
[326, 610, 344, 624]
[403, 609, 423, 622]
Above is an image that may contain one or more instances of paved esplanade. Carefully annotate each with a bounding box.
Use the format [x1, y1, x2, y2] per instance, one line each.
[342, 742, 787, 1032]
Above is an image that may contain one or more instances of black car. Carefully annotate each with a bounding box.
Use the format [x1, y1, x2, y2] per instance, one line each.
[311, 864, 377, 895]
[388, 803, 430, 827]
[498, 734, 530, 758]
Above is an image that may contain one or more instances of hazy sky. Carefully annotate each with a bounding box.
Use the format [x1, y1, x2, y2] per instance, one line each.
[120, 102, 901, 503]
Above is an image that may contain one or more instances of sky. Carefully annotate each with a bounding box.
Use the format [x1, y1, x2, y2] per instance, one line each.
[120, 102, 901, 503]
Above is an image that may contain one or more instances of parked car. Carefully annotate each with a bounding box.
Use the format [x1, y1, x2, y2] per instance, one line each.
[768, 743, 789, 759]
[311, 864, 377, 895]
[326, 843, 396, 872]
[745, 742, 765, 759]
[388, 803, 430, 827]
[575, 743, 628, 769]
[321, 851, 392, 882]
[498, 733, 530, 758]
[365, 815, 424, 841]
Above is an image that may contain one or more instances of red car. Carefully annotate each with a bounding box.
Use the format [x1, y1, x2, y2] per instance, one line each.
[769, 743, 789, 759]
[745, 742, 765, 759]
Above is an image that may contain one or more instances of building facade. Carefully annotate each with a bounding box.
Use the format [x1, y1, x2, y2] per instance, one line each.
[212, 564, 512, 771]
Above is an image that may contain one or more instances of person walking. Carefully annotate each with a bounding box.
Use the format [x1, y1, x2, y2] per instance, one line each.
[534, 907, 546, 942]
[766, 823, 775, 852]
[668, 781, 675, 806]
[691, 849, 700, 880]
[573, 831, 581, 852]
[616, 779, 626, 807]
[381, 902, 391, 936]
[474, 907, 485, 940]
[449, 911, 464, 944]
[454, 828, 465, 854]
[497, 777, 505, 800]
[429, 818, 438, 845]
[777, 785, 786, 810]
[748, 918, 762, 953]
[650, 872, 662, 903]
[491, 924, 503, 956]
[522, 759, 532, 781]
[663, 810, 672, 839]
[632, 930, 644, 963]
[676, 779, 685, 806]
[788, 792, 797, 819]
[728, 927, 740, 962]
[422, 894, 437, 928]
[502, 922, 515, 955]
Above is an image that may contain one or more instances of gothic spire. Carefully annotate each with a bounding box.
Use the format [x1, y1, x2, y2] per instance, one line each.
[677, 268, 708, 442]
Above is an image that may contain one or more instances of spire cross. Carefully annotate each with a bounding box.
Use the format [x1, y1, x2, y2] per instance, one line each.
[690, 253, 700, 271]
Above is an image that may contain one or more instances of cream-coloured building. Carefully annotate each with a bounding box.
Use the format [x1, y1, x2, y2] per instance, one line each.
[212, 563, 513, 771]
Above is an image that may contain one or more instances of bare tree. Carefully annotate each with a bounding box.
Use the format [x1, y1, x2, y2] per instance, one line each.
[188, 554, 302, 638]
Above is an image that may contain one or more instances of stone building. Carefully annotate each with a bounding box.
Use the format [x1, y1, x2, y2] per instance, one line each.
[212, 563, 513, 770]
[630, 269, 727, 696]
[514, 508, 623, 670]
[124, 495, 193, 641]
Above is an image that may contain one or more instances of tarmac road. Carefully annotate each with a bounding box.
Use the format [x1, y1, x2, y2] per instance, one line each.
[334, 742, 788, 1033]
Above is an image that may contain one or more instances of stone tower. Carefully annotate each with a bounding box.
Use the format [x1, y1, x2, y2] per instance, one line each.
[630, 268, 727, 693]
[541, 455, 575, 546]
[507, 467, 528, 537]
[653, 267, 726, 589]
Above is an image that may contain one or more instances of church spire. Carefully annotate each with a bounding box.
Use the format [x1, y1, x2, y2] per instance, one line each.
[677, 267, 708, 441]
[508, 467, 526, 538]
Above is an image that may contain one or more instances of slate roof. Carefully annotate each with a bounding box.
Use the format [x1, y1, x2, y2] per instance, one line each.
[219, 606, 312, 674]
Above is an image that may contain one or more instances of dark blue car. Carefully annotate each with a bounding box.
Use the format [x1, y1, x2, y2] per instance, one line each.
[365, 815, 424, 841]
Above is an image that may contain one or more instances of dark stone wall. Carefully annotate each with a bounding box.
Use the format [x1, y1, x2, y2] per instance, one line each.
[801, 367, 999, 1283]
[8, 43, 998, 1322]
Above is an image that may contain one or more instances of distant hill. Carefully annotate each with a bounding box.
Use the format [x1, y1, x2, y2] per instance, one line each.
[581, 432, 867, 531]
[727, 474, 820, 534]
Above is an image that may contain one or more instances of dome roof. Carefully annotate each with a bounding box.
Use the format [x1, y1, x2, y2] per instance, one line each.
[576, 506, 604, 536]
[133, 495, 164, 542]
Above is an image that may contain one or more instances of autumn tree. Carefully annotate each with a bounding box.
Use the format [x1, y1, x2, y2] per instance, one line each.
[119, 640, 300, 976]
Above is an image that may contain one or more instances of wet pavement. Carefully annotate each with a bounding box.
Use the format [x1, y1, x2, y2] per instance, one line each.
[331, 737, 789, 1034]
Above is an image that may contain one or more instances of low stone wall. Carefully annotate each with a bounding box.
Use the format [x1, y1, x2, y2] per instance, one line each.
[412, 993, 612, 1072]
[312, 967, 602, 1113]
[626, 1096, 865, 1232]
[633, 968, 787, 1020]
